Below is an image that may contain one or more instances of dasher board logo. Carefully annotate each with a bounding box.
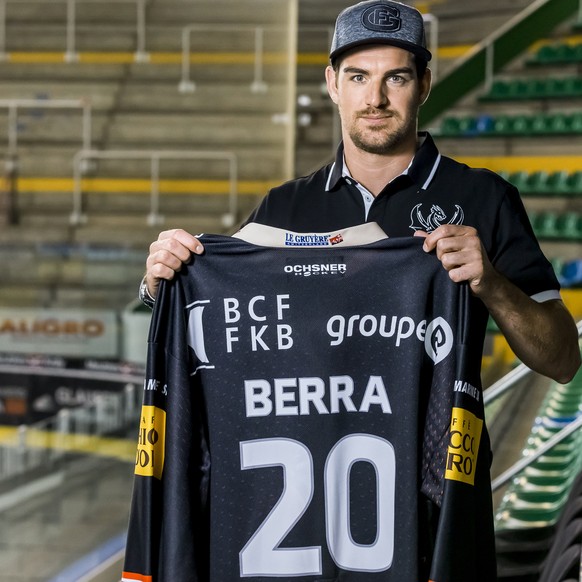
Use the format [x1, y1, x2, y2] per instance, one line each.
[284, 232, 344, 247]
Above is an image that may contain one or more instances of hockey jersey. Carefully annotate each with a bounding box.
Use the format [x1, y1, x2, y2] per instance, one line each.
[123, 223, 496, 582]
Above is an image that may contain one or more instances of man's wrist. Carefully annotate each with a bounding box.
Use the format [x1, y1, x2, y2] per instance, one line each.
[139, 276, 156, 309]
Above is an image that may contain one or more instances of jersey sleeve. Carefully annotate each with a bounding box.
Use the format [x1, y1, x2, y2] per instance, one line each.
[490, 183, 560, 299]
[427, 286, 497, 582]
[123, 279, 210, 582]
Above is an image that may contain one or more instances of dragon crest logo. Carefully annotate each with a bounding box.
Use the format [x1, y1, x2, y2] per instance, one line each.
[409, 203, 465, 233]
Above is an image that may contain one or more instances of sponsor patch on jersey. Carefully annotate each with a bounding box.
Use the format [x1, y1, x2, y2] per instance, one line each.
[284, 232, 343, 247]
[445, 407, 483, 486]
[284, 259, 347, 277]
[424, 317, 454, 364]
[135, 405, 166, 480]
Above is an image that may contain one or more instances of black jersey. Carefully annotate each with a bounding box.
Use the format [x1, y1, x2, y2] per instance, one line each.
[123, 224, 495, 582]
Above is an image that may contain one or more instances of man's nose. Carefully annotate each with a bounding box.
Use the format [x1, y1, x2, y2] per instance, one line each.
[365, 80, 388, 108]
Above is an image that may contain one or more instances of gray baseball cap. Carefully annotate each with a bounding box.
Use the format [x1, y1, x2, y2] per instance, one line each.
[330, 0, 432, 64]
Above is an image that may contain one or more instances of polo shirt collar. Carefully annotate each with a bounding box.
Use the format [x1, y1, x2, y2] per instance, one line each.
[325, 131, 441, 192]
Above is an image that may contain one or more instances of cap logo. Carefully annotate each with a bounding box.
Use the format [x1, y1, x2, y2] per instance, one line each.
[362, 5, 401, 33]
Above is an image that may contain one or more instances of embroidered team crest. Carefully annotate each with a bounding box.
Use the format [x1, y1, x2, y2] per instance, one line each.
[409, 203, 465, 233]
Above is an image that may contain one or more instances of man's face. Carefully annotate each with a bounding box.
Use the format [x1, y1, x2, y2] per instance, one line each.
[326, 45, 431, 156]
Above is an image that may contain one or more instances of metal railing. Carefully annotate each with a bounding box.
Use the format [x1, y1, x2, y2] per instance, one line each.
[0, 98, 92, 168]
[484, 320, 582, 407]
[420, 0, 582, 127]
[0, 382, 141, 482]
[179, 13, 438, 95]
[178, 24, 286, 94]
[491, 414, 582, 492]
[70, 148, 239, 227]
[0, 0, 148, 62]
[297, 14, 438, 79]
[486, 319, 582, 492]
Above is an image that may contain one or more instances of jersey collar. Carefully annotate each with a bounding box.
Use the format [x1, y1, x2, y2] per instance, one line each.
[325, 131, 441, 193]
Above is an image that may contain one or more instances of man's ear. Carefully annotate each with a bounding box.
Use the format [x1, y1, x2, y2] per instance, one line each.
[419, 67, 432, 106]
[325, 65, 339, 105]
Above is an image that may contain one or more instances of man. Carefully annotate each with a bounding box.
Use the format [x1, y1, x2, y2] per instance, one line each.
[141, 0, 579, 384]
[137, 0, 580, 577]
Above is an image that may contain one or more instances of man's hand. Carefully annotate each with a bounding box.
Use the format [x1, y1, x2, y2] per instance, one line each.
[416, 224, 497, 294]
[415, 225, 580, 384]
[145, 229, 204, 299]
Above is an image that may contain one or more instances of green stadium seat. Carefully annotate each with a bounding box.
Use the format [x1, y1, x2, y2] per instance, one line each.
[532, 212, 561, 239]
[509, 114, 532, 135]
[440, 116, 478, 136]
[534, 45, 560, 64]
[566, 172, 582, 196]
[528, 43, 582, 66]
[531, 114, 554, 134]
[556, 212, 582, 241]
[550, 44, 577, 63]
[439, 111, 582, 138]
[549, 113, 571, 134]
[485, 77, 582, 101]
[507, 171, 529, 191]
[485, 80, 511, 100]
[570, 112, 582, 133]
[492, 114, 513, 135]
[522, 171, 548, 195]
[546, 171, 571, 196]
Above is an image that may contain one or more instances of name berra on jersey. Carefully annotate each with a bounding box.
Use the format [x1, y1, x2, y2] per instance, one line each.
[245, 375, 392, 417]
[187, 293, 454, 372]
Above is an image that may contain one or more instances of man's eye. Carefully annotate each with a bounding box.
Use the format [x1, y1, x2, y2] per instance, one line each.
[351, 75, 365, 82]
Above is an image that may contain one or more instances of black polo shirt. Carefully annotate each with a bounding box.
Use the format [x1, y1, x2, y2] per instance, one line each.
[248, 132, 558, 299]
[246, 131, 560, 373]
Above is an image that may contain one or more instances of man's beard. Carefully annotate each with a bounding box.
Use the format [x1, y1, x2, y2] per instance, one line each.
[347, 108, 416, 155]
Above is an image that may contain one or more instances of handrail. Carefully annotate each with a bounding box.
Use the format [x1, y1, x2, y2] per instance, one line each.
[70, 149, 239, 227]
[491, 414, 582, 492]
[0, 0, 148, 62]
[422, 14, 439, 81]
[295, 14, 438, 79]
[0, 97, 92, 166]
[484, 319, 582, 407]
[419, 0, 582, 127]
[486, 319, 582, 492]
[0, 382, 141, 482]
[178, 24, 285, 94]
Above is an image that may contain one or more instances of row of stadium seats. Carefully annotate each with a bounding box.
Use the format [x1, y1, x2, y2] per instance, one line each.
[480, 77, 582, 101]
[527, 42, 582, 65]
[495, 373, 582, 529]
[439, 112, 582, 137]
[499, 170, 582, 197]
[495, 369, 582, 580]
[529, 211, 582, 242]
